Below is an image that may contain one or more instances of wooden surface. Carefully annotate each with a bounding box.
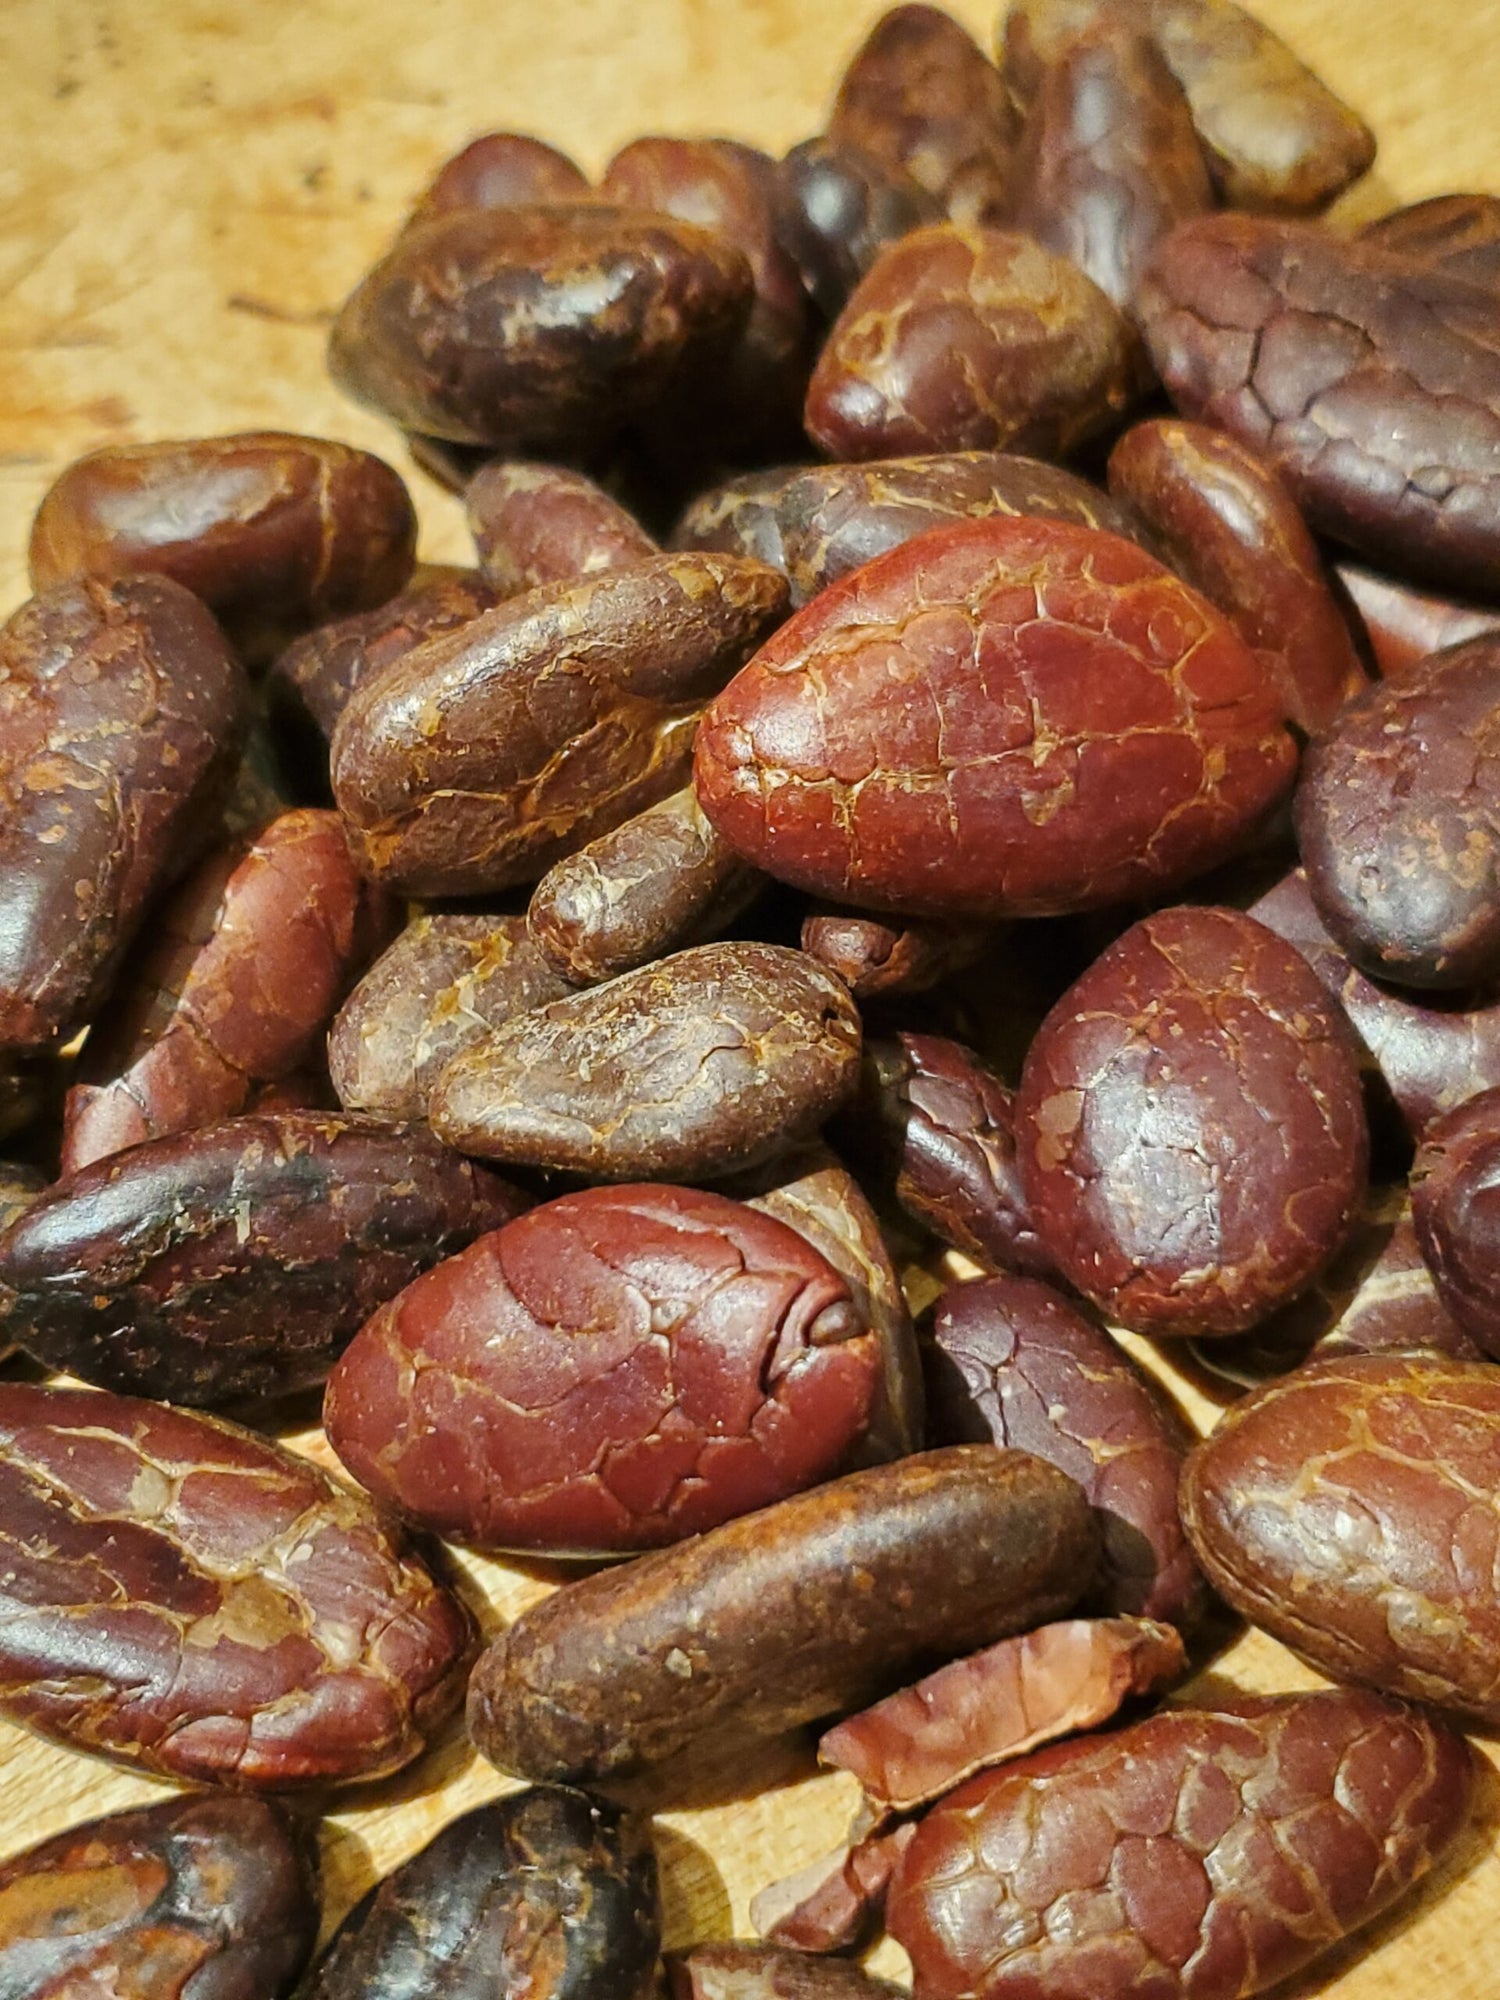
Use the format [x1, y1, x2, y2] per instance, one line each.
[4, 1, 1500, 1990]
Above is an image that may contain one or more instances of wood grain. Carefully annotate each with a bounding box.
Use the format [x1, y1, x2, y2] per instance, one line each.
[3, 1, 1500, 1990]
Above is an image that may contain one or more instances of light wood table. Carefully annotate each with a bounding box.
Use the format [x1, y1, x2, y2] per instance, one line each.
[3, 2, 1500, 1991]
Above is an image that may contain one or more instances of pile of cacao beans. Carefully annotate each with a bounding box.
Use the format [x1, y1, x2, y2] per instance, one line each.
[5, 2, 1500, 1996]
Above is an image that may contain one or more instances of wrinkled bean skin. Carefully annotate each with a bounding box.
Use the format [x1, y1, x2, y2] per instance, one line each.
[694, 517, 1297, 920]
[328, 205, 752, 450]
[0, 576, 247, 1054]
[61, 810, 394, 1173]
[804, 225, 1135, 463]
[330, 912, 574, 1123]
[466, 460, 658, 592]
[1108, 419, 1366, 733]
[675, 451, 1140, 609]
[411, 131, 592, 218]
[467, 1445, 1098, 1788]
[1016, 907, 1370, 1335]
[326, 1183, 877, 1554]
[774, 138, 943, 321]
[1002, 0, 1376, 214]
[1295, 639, 1500, 989]
[861, 1033, 1053, 1275]
[331, 552, 788, 897]
[928, 1275, 1205, 1629]
[1317, 1205, 1481, 1362]
[0, 1112, 529, 1405]
[1335, 561, 1500, 684]
[1252, 867, 1500, 1142]
[888, 1688, 1474, 2000]
[1360, 191, 1500, 290]
[752, 1825, 915, 1956]
[432, 942, 862, 1182]
[0, 1792, 318, 2000]
[1411, 1089, 1500, 1357]
[1182, 1354, 1500, 1723]
[828, 5, 1015, 224]
[1139, 215, 1500, 595]
[1007, 20, 1212, 314]
[528, 786, 764, 985]
[670, 1946, 903, 2000]
[0, 1381, 474, 1786]
[801, 910, 990, 999]
[300, 1789, 658, 2000]
[29, 435, 417, 663]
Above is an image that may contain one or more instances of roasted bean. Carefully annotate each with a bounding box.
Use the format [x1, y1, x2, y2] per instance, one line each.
[670, 1946, 903, 2000]
[800, 909, 990, 998]
[0, 576, 247, 1054]
[774, 137, 942, 320]
[0, 1793, 318, 2000]
[1360, 190, 1500, 288]
[466, 460, 658, 592]
[752, 1827, 915, 1958]
[1411, 1088, 1500, 1357]
[0, 1381, 473, 1786]
[888, 1688, 1473, 2000]
[1317, 1203, 1481, 1362]
[1335, 561, 1500, 683]
[467, 1445, 1098, 1787]
[411, 130, 592, 217]
[0, 1112, 527, 1404]
[299, 1788, 658, 2000]
[431, 941, 862, 1182]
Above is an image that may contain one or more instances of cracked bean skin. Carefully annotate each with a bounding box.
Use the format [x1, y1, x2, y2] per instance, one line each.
[467, 1445, 1099, 1789]
[1411, 1088, 1500, 1358]
[1181, 1354, 1500, 1724]
[693, 516, 1297, 921]
[804, 225, 1135, 463]
[325, 1182, 877, 1555]
[0, 1111, 529, 1405]
[430, 941, 862, 1182]
[60, 809, 395, 1173]
[0, 575, 248, 1055]
[0, 1380, 474, 1787]
[467, 460, 658, 593]
[1015, 906, 1369, 1336]
[1108, 419, 1366, 734]
[1006, 17, 1212, 314]
[331, 551, 788, 897]
[1003, 0, 1375, 214]
[1335, 561, 1500, 684]
[1138, 214, 1500, 596]
[527, 785, 764, 985]
[1360, 192, 1500, 290]
[0, 1791, 318, 2000]
[801, 910, 990, 1000]
[28, 434, 417, 664]
[327, 204, 752, 450]
[411, 131, 591, 217]
[927, 1274, 1205, 1629]
[669, 1946, 904, 1999]
[774, 138, 943, 321]
[300, 1788, 659, 2000]
[888, 1687, 1474, 2000]
[330, 912, 574, 1124]
[1295, 637, 1500, 990]
[675, 451, 1139, 609]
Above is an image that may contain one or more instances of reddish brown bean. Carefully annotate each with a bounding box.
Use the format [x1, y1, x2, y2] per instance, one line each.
[1017, 906, 1370, 1335]
[1295, 637, 1500, 989]
[467, 1446, 1099, 1788]
[1140, 214, 1500, 596]
[928, 1274, 1204, 1627]
[1108, 418, 1367, 733]
[1411, 1088, 1500, 1357]
[328, 205, 752, 450]
[432, 941, 862, 1182]
[0, 1381, 473, 1786]
[0, 1112, 528, 1405]
[1317, 1204, 1482, 1362]
[331, 552, 788, 897]
[752, 1826, 916, 1957]
[61, 810, 393, 1172]
[29, 434, 417, 661]
[800, 909, 990, 998]
[828, 5, 1015, 223]
[694, 517, 1296, 920]
[1182, 1354, 1500, 1723]
[1361, 192, 1500, 288]
[774, 137, 943, 320]
[670, 1946, 903, 2000]
[805, 224, 1135, 462]
[1335, 561, 1500, 683]
[330, 912, 574, 1123]
[888, 1688, 1474, 2000]
[411, 130, 592, 217]
[326, 1184, 877, 1554]
[466, 460, 658, 591]
[0, 576, 247, 1054]
[0, 1793, 318, 2000]
[528, 785, 764, 984]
